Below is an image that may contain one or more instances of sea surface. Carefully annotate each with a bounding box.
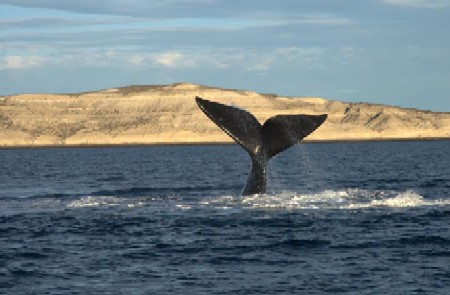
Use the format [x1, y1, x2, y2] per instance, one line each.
[0, 141, 449, 294]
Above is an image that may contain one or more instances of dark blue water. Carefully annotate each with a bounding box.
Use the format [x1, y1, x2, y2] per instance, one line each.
[1, 141, 449, 294]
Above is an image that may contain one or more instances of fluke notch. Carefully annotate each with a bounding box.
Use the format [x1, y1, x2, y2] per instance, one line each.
[196, 96, 327, 196]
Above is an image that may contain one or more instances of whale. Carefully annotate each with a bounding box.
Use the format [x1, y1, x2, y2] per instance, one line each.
[195, 96, 327, 196]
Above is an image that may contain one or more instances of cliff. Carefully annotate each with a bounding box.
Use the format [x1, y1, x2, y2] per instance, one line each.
[0, 82, 449, 147]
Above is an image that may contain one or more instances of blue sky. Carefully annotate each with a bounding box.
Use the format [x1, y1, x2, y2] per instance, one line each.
[1, 0, 449, 111]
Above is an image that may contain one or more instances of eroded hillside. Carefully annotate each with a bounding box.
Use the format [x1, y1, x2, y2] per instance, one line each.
[0, 83, 449, 146]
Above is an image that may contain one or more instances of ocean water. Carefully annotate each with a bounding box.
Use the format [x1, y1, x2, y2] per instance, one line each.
[0, 141, 449, 294]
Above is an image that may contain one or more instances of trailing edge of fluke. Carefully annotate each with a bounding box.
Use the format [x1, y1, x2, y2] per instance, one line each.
[195, 96, 327, 196]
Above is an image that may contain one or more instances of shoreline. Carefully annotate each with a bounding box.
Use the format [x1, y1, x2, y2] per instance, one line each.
[0, 137, 448, 150]
[2, 83, 449, 151]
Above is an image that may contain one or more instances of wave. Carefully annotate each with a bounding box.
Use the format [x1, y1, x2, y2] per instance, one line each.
[203, 189, 450, 210]
[67, 196, 134, 208]
[65, 188, 450, 211]
[66, 195, 181, 209]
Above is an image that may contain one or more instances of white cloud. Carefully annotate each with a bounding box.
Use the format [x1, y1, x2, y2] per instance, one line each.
[126, 52, 197, 68]
[154, 52, 190, 67]
[0, 55, 45, 70]
[282, 13, 352, 26]
[382, 0, 450, 8]
[0, 46, 328, 72]
[275, 47, 326, 62]
[144, 47, 327, 72]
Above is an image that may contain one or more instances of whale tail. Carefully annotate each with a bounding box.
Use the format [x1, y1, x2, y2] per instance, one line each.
[195, 96, 327, 195]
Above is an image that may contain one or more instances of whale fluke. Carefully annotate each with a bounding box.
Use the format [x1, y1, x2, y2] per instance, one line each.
[196, 96, 327, 196]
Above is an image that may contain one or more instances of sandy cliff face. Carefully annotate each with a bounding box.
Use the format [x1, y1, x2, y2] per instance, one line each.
[0, 82, 449, 146]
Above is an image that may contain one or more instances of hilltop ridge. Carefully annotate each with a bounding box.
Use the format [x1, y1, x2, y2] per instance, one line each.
[0, 83, 449, 147]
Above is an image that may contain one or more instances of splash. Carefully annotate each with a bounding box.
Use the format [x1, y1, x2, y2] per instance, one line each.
[67, 196, 146, 208]
[204, 189, 450, 210]
[363, 190, 448, 208]
[65, 189, 450, 211]
[66, 195, 182, 209]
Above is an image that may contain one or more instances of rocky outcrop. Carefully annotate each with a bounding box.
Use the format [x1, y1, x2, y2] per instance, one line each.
[0, 82, 449, 147]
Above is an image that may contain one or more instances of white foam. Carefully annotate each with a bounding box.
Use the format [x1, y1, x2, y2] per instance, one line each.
[364, 190, 450, 208]
[66, 195, 185, 209]
[240, 190, 351, 210]
[176, 204, 192, 210]
[66, 190, 450, 211]
[67, 196, 145, 208]
[205, 189, 450, 210]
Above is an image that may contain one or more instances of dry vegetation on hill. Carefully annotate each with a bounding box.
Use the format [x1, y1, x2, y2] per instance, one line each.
[0, 83, 449, 147]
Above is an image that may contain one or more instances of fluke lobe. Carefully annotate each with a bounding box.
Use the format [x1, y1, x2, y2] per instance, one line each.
[195, 96, 327, 196]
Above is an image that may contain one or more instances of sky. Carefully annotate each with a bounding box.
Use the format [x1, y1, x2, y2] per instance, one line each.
[0, 0, 449, 111]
